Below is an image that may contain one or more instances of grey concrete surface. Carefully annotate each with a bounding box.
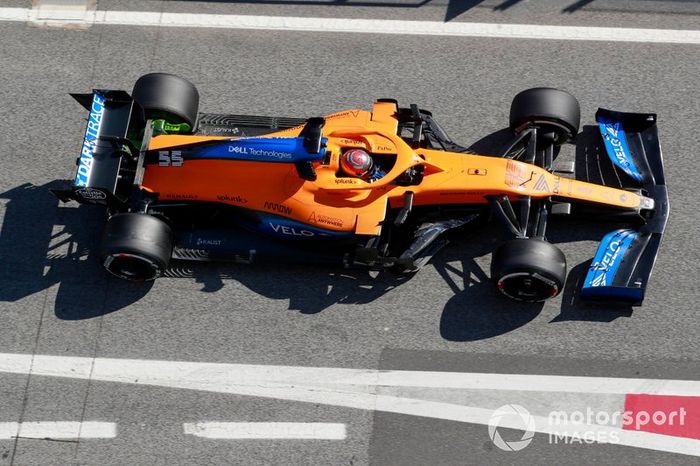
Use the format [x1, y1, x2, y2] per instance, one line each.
[0, 4, 699, 465]
[95, 0, 700, 30]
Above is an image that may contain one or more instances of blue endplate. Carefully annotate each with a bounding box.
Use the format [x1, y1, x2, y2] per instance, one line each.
[188, 137, 327, 163]
[581, 229, 644, 304]
[597, 114, 644, 183]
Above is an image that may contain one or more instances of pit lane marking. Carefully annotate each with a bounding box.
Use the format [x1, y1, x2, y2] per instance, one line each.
[0, 352, 699, 455]
[0, 421, 116, 440]
[0, 7, 699, 44]
[183, 422, 347, 440]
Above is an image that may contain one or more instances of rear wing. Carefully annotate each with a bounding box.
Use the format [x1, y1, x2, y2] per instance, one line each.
[51, 90, 142, 206]
[51, 90, 328, 205]
[580, 109, 669, 305]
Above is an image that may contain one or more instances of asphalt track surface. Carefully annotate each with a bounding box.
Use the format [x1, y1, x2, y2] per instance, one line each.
[0, 0, 699, 465]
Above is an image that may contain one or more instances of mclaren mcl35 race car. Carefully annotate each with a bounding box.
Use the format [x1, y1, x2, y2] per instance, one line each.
[52, 73, 668, 305]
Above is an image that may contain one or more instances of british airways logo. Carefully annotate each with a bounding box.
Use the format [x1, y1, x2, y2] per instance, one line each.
[75, 93, 105, 187]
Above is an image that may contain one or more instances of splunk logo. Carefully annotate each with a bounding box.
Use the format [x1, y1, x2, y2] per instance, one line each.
[75, 92, 105, 187]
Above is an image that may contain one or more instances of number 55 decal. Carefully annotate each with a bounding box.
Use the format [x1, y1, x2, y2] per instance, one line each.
[159, 150, 183, 167]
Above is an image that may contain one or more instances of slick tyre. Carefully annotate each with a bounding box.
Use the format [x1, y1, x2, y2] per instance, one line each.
[132, 73, 199, 129]
[491, 238, 567, 302]
[509, 88, 580, 145]
[99, 213, 173, 282]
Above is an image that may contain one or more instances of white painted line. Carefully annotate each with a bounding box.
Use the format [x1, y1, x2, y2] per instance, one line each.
[34, 0, 90, 21]
[0, 421, 116, 439]
[0, 8, 30, 21]
[183, 422, 346, 440]
[0, 7, 699, 44]
[0, 353, 698, 455]
[1, 353, 696, 396]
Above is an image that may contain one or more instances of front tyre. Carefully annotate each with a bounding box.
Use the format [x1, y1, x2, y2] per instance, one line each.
[491, 239, 567, 302]
[99, 213, 173, 281]
[509, 87, 580, 145]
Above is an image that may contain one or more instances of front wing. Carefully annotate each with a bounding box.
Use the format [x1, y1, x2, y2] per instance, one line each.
[580, 109, 669, 305]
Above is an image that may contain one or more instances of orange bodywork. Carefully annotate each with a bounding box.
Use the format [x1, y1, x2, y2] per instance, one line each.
[142, 101, 642, 236]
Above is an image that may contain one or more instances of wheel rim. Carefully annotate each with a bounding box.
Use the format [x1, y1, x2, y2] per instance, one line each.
[497, 272, 559, 302]
[104, 253, 160, 281]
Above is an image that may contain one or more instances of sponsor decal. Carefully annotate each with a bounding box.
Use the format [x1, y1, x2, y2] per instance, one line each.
[190, 137, 325, 163]
[591, 240, 623, 287]
[335, 178, 358, 185]
[338, 138, 365, 147]
[602, 123, 632, 169]
[165, 193, 198, 200]
[228, 145, 293, 160]
[264, 201, 292, 215]
[211, 127, 240, 134]
[196, 238, 222, 247]
[326, 110, 360, 120]
[374, 144, 394, 152]
[585, 229, 638, 288]
[75, 187, 107, 200]
[75, 92, 106, 187]
[158, 150, 183, 167]
[308, 211, 343, 228]
[598, 118, 643, 182]
[269, 223, 314, 237]
[552, 177, 561, 194]
[505, 161, 529, 190]
[533, 174, 550, 192]
[216, 194, 248, 203]
[228, 145, 248, 155]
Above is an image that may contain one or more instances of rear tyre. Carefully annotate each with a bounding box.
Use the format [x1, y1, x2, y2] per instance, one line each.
[509, 88, 580, 145]
[99, 213, 173, 281]
[132, 73, 199, 129]
[491, 238, 567, 302]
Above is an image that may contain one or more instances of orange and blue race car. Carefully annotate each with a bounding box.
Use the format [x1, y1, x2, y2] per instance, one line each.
[52, 73, 668, 305]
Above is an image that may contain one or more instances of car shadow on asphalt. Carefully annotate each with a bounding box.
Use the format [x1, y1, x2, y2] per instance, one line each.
[438, 231, 633, 342]
[0, 181, 153, 320]
[168, 262, 415, 315]
[437, 239, 545, 341]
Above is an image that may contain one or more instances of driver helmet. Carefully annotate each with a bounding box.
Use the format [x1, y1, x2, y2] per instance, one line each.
[340, 149, 374, 179]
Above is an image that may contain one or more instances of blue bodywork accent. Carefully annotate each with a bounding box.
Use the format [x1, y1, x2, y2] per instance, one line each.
[597, 115, 644, 183]
[187, 137, 327, 163]
[74, 91, 106, 187]
[583, 229, 638, 288]
[254, 215, 351, 240]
